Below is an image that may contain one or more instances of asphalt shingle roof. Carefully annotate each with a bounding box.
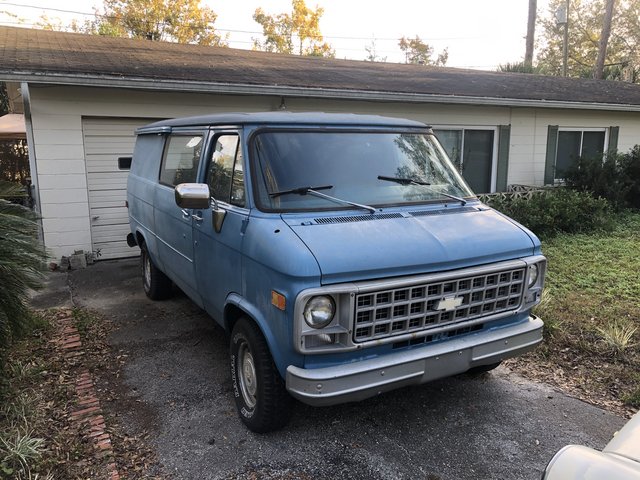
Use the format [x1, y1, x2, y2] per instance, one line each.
[2, 25, 640, 108]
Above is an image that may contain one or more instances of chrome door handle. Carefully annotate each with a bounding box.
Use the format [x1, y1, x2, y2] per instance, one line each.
[181, 209, 190, 218]
[192, 214, 203, 222]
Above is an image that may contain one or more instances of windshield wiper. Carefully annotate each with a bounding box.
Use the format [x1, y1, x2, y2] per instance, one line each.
[269, 185, 333, 198]
[269, 185, 377, 214]
[377, 175, 467, 206]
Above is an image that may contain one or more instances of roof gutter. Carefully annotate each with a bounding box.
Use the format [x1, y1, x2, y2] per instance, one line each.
[3, 71, 640, 112]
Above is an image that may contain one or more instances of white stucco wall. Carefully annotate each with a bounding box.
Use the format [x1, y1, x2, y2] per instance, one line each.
[27, 84, 640, 260]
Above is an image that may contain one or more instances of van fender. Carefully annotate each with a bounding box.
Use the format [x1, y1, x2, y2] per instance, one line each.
[225, 293, 295, 378]
[133, 227, 161, 266]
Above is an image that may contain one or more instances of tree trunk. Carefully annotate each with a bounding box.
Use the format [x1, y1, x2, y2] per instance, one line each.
[525, 0, 537, 68]
[594, 0, 615, 79]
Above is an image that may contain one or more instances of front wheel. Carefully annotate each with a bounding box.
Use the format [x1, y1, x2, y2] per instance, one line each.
[230, 318, 293, 433]
[140, 244, 172, 300]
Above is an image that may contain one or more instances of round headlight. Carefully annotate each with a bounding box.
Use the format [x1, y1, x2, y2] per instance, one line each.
[303, 295, 335, 329]
[528, 264, 539, 287]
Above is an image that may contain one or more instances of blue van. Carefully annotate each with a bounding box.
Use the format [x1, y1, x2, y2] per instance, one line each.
[126, 112, 546, 432]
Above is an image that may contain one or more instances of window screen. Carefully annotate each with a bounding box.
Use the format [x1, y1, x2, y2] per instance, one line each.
[434, 129, 462, 170]
[160, 135, 203, 186]
[555, 130, 606, 179]
[433, 128, 494, 193]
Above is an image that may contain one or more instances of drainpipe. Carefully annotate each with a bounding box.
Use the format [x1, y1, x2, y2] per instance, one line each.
[20, 82, 44, 246]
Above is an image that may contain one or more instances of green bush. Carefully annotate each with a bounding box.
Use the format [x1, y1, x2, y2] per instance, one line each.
[563, 146, 640, 210]
[618, 146, 640, 209]
[0, 182, 46, 349]
[485, 189, 613, 238]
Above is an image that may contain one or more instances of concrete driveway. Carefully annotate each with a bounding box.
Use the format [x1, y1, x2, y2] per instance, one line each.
[66, 258, 624, 480]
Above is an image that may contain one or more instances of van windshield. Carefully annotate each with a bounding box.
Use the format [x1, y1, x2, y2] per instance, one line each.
[253, 131, 475, 212]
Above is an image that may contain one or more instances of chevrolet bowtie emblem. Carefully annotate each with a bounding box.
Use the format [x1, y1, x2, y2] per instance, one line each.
[436, 296, 463, 311]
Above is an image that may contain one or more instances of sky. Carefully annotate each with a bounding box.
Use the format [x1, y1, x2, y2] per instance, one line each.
[0, 0, 553, 70]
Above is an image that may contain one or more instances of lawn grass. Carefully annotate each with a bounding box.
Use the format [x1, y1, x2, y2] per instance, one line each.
[509, 211, 640, 415]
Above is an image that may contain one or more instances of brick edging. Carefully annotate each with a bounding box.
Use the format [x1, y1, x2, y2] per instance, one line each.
[56, 311, 121, 480]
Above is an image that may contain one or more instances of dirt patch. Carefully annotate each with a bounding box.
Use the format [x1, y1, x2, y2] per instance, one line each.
[1, 309, 105, 479]
[506, 325, 639, 419]
[71, 308, 164, 479]
[0, 307, 165, 480]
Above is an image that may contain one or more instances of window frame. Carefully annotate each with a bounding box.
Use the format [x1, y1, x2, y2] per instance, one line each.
[247, 126, 474, 214]
[158, 132, 206, 188]
[204, 131, 247, 208]
[554, 127, 609, 181]
[432, 125, 499, 193]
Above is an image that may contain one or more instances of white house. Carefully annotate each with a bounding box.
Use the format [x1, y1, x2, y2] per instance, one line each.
[1, 25, 639, 261]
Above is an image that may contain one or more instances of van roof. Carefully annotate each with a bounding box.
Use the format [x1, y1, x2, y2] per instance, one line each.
[136, 111, 427, 134]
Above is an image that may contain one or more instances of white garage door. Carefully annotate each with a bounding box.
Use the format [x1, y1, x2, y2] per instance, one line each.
[83, 117, 157, 260]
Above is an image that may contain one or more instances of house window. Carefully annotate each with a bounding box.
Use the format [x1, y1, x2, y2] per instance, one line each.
[159, 135, 203, 186]
[433, 128, 497, 193]
[555, 128, 607, 179]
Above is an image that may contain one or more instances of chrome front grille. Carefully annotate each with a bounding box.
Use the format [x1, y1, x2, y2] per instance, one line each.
[353, 267, 526, 343]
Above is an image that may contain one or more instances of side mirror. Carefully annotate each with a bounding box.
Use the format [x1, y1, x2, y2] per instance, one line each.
[175, 183, 210, 209]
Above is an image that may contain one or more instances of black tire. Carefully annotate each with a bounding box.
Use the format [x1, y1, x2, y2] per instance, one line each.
[230, 317, 293, 433]
[466, 361, 502, 375]
[140, 243, 173, 300]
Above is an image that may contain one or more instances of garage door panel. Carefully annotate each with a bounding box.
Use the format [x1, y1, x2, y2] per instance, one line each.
[90, 211, 129, 226]
[88, 173, 129, 181]
[83, 117, 155, 260]
[91, 217, 130, 228]
[90, 224, 131, 235]
[89, 189, 127, 200]
[88, 200, 126, 209]
[87, 175, 129, 188]
[86, 158, 138, 173]
[93, 232, 131, 243]
[88, 185, 127, 193]
[85, 144, 139, 155]
[89, 195, 127, 207]
[96, 246, 139, 261]
[83, 123, 155, 134]
[90, 206, 128, 217]
[83, 123, 147, 131]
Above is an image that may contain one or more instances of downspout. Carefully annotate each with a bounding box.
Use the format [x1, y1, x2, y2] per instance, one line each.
[20, 82, 44, 246]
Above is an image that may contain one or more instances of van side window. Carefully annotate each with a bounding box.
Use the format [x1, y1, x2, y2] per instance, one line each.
[206, 134, 245, 207]
[159, 135, 203, 186]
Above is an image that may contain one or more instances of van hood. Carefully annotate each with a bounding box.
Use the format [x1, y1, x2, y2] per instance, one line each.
[283, 206, 538, 284]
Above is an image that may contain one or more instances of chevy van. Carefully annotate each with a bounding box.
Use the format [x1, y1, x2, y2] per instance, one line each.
[126, 112, 546, 432]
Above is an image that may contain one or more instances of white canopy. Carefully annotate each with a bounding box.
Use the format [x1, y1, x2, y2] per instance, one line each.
[0, 114, 26, 139]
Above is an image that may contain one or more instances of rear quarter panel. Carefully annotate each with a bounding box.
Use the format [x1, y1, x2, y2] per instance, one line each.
[128, 134, 165, 265]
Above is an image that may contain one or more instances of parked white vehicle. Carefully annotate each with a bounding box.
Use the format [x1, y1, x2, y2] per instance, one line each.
[543, 411, 640, 479]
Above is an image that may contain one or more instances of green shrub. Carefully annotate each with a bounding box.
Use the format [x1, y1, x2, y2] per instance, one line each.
[563, 146, 640, 210]
[0, 182, 46, 352]
[486, 189, 613, 238]
[618, 146, 640, 209]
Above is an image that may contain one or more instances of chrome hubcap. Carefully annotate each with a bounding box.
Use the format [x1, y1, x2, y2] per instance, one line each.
[238, 342, 257, 408]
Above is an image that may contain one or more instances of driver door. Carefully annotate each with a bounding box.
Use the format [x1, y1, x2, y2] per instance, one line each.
[193, 131, 248, 322]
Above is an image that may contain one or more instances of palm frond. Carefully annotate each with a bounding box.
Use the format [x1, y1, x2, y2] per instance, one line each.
[0, 181, 46, 346]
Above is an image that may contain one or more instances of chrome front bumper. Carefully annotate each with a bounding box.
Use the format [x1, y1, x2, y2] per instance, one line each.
[286, 315, 543, 406]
